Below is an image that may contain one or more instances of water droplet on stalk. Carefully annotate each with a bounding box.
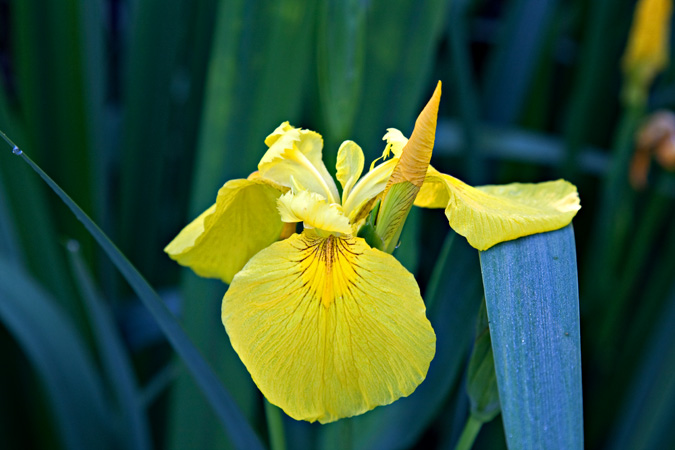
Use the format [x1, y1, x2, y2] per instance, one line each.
[12, 146, 22, 155]
[66, 240, 80, 252]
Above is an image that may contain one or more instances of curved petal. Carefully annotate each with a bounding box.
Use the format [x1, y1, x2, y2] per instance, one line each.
[259, 122, 340, 203]
[336, 140, 364, 203]
[381, 128, 408, 158]
[277, 190, 352, 235]
[164, 179, 284, 284]
[414, 166, 450, 208]
[417, 172, 580, 250]
[342, 158, 398, 222]
[222, 233, 436, 423]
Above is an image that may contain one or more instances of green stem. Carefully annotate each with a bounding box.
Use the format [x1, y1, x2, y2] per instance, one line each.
[455, 415, 483, 450]
[264, 400, 286, 450]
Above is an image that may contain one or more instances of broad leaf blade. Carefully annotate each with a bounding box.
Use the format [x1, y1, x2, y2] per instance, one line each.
[479, 225, 583, 450]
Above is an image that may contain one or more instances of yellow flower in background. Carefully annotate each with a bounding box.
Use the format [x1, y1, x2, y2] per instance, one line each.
[622, 0, 673, 101]
[165, 81, 580, 423]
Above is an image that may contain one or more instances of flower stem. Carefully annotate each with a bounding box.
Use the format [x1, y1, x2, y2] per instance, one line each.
[264, 400, 286, 450]
[454, 415, 483, 450]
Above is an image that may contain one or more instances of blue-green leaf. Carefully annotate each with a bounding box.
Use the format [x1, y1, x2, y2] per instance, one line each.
[479, 225, 583, 450]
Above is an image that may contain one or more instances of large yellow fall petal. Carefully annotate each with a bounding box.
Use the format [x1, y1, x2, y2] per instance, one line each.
[259, 122, 340, 203]
[164, 179, 284, 284]
[416, 172, 580, 250]
[222, 233, 436, 423]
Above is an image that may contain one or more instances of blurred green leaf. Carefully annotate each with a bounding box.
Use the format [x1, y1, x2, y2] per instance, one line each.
[0, 75, 78, 313]
[447, 0, 482, 183]
[352, 0, 450, 160]
[189, 0, 317, 213]
[609, 282, 675, 450]
[317, 0, 366, 145]
[0, 256, 112, 450]
[0, 168, 21, 264]
[561, 0, 634, 177]
[480, 225, 583, 450]
[434, 119, 609, 175]
[6, 146, 265, 450]
[119, 0, 218, 282]
[67, 241, 153, 450]
[12, 0, 103, 212]
[482, 0, 559, 125]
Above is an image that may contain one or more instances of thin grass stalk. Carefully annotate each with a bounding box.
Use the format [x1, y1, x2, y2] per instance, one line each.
[454, 415, 482, 450]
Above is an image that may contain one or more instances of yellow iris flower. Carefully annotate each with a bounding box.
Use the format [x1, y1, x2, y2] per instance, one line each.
[165, 82, 580, 423]
[623, 0, 673, 92]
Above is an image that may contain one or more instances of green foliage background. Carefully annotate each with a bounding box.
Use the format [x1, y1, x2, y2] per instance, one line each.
[1, 0, 674, 448]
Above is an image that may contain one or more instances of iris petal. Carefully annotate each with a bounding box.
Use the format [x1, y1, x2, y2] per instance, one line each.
[259, 122, 340, 203]
[222, 233, 436, 423]
[277, 190, 352, 235]
[164, 179, 284, 284]
[336, 140, 365, 204]
[415, 170, 580, 250]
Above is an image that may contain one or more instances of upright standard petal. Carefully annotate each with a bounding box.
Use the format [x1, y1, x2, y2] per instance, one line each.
[164, 179, 284, 284]
[222, 233, 436, 423]
[415, 171, 580, 250]
[336, 141, 365, 204]
[259, 122, 340, 203]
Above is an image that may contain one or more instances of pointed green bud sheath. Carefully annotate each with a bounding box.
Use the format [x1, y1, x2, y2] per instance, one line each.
[376, 81, 441, 253]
